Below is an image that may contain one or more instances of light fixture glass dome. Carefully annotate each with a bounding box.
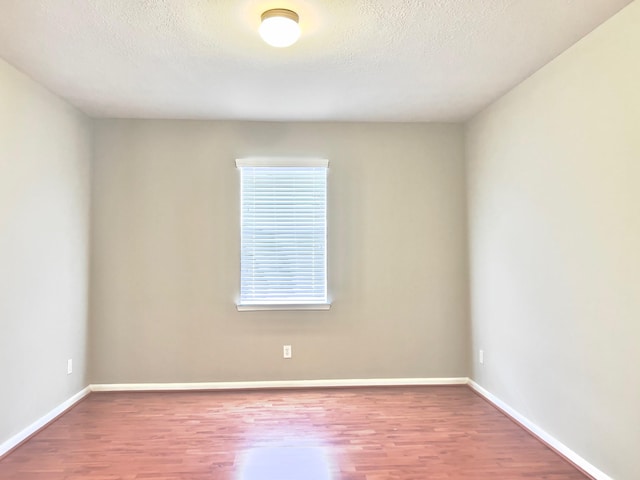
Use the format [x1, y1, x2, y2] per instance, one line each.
[259, 9, 300, 48]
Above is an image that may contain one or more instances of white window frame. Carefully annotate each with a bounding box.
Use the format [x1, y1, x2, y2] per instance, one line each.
[236, 157, 330, 311]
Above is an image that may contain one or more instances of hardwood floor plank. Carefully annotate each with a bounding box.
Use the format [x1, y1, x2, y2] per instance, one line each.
[0, 386, 589, 479]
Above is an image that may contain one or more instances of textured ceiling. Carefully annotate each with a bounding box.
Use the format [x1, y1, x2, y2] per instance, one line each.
[0, 0, 633, 121]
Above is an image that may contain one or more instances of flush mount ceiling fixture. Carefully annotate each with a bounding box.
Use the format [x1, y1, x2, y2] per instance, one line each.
[259, 8, 300, 48]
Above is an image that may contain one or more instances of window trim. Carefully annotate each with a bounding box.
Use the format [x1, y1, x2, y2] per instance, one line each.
[236, 157, 328, 168]
[236, 303, 331, 312]
[235, 157, 330, 311]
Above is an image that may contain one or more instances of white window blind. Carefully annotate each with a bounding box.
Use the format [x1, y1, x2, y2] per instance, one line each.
[236, 158, 328, 308]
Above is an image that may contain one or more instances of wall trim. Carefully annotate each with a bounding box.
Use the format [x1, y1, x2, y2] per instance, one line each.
[467, 380, 611, 480]
[0, 386, 91, 458]
[90, 377, 469, 392]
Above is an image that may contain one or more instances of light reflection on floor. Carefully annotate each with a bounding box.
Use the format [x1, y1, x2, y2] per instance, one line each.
[238, 446, 332, 480]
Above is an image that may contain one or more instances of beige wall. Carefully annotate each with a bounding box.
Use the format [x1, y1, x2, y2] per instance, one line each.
[466, 2, 640, 479]
[89, 120, 470, 383]
[0, 59, 91, 445]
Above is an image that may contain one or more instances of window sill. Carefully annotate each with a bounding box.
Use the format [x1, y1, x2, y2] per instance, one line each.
[236, 303, 331, 312]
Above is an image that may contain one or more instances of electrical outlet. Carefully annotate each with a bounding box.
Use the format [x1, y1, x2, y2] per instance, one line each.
[67, 358, 73, 375]
[479, 350, 484, 365]
[283, 345, 292, 359]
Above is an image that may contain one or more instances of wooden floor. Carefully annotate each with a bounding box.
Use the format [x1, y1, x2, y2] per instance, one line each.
[0, 386, 588, 479]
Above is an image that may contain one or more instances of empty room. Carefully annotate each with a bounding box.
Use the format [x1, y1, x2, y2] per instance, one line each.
[0, 1, 638, 479]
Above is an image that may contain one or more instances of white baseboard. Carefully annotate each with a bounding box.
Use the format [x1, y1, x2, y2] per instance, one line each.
[90, 377, 468, 392]
[468, 380, 611, 480]
[0, 386, 91, 457]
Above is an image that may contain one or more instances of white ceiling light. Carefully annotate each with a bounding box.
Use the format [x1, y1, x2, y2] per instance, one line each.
[259, 9, 300, 48]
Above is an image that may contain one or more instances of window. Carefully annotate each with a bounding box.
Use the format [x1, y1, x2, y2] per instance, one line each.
[236, 158, 329, 310]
